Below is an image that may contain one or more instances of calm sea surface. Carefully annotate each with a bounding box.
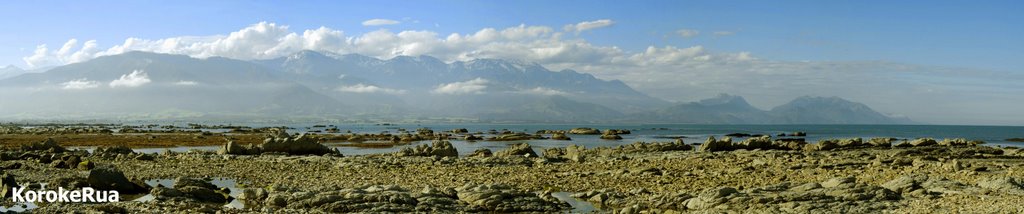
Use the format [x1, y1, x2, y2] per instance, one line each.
[128, 124, 1024, 156]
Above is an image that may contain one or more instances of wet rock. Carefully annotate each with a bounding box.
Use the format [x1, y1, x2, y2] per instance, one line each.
[86, 165, 148, 194]
[468, 149, 492, 158]
[94, 146, 135, 155]
[550, 133, 571, 140]
[395, 141, 458, 157]
[699, 136, 733, 152]
[494, 143, 538, 157]
[463, 134, 483, 141]
[600, 130, 623, 140]
[568, 127, 600, 135]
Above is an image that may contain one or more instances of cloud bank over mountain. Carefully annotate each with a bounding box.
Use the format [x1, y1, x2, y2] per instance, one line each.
[14, 21, 1024, 124]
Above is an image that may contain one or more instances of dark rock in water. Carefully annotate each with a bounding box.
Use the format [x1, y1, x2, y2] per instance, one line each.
[1, 173, 17, 198]
[172, 177, 229, 203]
[1008, 138, 1024, 142]
[605, 129, 631, 135]
[468, 149, 493, 158]
[94, 146, 135, 155]
[395, 141, 458, 157]
[568, 127, 601, 135]
[489, 133, 540, 141]
[600, 133, 623, 140]
[463, 134, 483, 141]
[20, 138, 65, 152]
[778, 132, 807, 137]
[451, 128, 469, 133]
[495, 143, 538, 157]
[550, 133, 571, 140]
[725, 133, 754, 138]
[86, 165, 148, 194]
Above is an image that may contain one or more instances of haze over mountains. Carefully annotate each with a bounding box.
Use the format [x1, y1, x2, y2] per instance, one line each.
[0, 51, 911, 124]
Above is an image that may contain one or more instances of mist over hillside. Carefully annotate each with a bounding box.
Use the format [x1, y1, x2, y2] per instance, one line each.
[0, 51, 911, 124]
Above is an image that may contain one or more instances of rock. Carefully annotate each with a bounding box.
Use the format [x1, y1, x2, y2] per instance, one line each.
[451, 128, 469, 133]
[78, 160, 96, 170]
[178, 186, 228, 203]
[882, 174, 929, 193]
[550, 133, 571, 140]
[600, 131, 623, 140]
[566, 145, 585, 162]
[463, 134, 483, 141]
[94, 146, 135, 155]
[456, 184, 567, 212]
[489, 133, 538, 141]
[868, 138, 894, 147]
[568, 127, 601, 135]
[977, 177, 1024, 195]
[816, 139, 839, 151]
[222, 134, 337, 156]
[395, 141, 458, 157]
[20, 138, 65, 152]
[1, 173, 17, 198]
[687, 187, 738, 210]
[86, 165, 147, 194]
[495, 143, 538, 157]
[939, 138, 984, 146]
[150, 186, 184, 199]
[821, 176, 856, 188]
[735, 136, 772, 150]
[468, 149, 492, 158]
[910, 138, 937, 147]
[699, 136, 733, 152]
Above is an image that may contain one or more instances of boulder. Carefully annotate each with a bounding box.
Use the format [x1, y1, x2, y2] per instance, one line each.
[550, 133, 571, 141]
[868, 138, 894, 147]
[86, 165, 147, 194]
[468, 149, 493, 158]
[910, 138, 937, 147]
[395, 141, 458, 157]
[735, 136, 772, 150]
[939, 138, 983, 146]
[20, 138, 65, 152]
[495, 143, 538, 157]
[221, 134, 337, 156]
[94, 146, 135, 155]
[1, 173, 16, 198]
[699, 136, 733, 152]
[568, 128, 601, 135]
[566, 145, 585, 162]
[600, 132, 623, 140]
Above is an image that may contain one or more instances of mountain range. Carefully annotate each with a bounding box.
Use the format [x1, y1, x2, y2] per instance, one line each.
[0, 51, 912, 124]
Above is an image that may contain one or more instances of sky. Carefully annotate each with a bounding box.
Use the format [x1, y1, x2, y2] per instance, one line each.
[0, 0, 1022, 125]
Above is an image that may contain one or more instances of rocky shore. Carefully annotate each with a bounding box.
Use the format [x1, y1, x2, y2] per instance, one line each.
[2, 128, 1024, 213]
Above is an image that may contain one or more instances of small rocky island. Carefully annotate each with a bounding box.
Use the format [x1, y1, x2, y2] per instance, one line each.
[2, 125, 1024, 213]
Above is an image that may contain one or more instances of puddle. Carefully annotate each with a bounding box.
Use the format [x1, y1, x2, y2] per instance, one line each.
[0, 202, 38, 213]
[551, 192, 600, 213]
[134, 177, 245, 209]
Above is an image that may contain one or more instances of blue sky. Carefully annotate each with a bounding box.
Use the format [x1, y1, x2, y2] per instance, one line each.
[1, 0, 1021, 71]
[1, 0, 1022, 124]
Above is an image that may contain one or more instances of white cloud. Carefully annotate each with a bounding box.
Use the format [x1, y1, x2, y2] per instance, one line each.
[60, 79, 100, 90]
[174, 81, 198, 86]
[564, 19, 615, 34]
[109, 70, 151, 88]
[519, 87, 569, 96]
[431, 78, 489, 95]
[18, 21, 1024, 124]
[362, 19, 400, 26]
[713, 31, 736, 37]
[336, 84, 406, 94]
[676, 29, 700, 38]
